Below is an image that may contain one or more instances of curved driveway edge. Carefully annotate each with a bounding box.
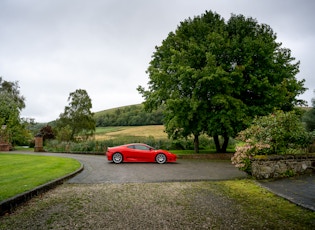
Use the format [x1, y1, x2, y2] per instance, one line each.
[0, 161, 84, 216]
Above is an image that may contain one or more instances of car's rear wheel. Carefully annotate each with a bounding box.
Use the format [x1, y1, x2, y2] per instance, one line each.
[112, 152, 123, 164]
[156, 153, 166, 164]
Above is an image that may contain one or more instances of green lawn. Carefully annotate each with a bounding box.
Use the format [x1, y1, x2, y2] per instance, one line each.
[0, 153, 81, 201]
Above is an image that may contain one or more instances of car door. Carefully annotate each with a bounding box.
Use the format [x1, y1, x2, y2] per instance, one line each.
[133, 144, 153, 162]
[124, 145, 136, 161]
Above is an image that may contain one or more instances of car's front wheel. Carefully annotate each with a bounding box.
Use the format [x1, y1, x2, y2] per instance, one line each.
[112, 152, 123, 164]
[156, 153, 166, 164]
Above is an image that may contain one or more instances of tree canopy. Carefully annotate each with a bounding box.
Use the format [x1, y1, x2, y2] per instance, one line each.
[57, 89, 95, 141]
[138, 11, 306, 153]
[0, 77, 29, 145]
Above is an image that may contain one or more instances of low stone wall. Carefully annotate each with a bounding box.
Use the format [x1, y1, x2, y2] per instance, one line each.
[251, 154, 315, 179]
[177, 153, 233, 160]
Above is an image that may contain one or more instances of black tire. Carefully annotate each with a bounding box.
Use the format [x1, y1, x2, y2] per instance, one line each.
[112, 152, 123, 164]
[155, 153, 167, 164]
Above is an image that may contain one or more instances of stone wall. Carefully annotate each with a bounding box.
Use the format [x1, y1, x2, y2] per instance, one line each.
[251, 154, 315, 179]
[177, 153, 233, 160]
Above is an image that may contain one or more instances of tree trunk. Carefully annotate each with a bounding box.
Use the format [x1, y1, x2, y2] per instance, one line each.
[213, 134, 230, 153]
[221, 135, 229, 153]
[194, 134, 199, 154]
[213, 135, 221, 153]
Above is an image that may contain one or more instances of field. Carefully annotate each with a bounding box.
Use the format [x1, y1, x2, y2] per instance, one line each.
[92, 125, 236, 152]
[44, 125, 236, 153]
[94, 125, 168, 140]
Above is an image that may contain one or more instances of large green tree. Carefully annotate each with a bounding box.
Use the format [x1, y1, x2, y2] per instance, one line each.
[0, 77, 25, 110]
[0, 77, 29, 145]
[57, 89, 95, 141]
[138, 11, 306, 153]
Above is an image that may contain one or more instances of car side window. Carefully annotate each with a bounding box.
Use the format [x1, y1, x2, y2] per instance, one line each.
[127, 145, 135, 149]
[134, 145, 150, 151]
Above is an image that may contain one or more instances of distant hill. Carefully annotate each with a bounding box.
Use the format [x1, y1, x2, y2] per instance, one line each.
[94, 104, 164, 127]
[94, 104, 140, 117]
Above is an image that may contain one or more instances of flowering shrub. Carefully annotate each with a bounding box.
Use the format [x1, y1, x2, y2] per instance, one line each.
[232, 110, 314, 174]
[231, 141, 270, 174]
[231, 142, 252, 174]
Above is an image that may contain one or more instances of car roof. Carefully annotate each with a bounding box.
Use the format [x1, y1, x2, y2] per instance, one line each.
[124, 143, 147, 146]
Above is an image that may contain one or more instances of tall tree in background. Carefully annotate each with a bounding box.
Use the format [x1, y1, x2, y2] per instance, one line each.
[138, 11, 306, 153]
[57, 89, 95, 141]
[0, 77, 25, 110]
[302, 92, 315, 132]
[0, 77, 29, 145]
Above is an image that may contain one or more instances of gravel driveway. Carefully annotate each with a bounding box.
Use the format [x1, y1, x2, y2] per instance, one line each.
[26, 152, 246, 183]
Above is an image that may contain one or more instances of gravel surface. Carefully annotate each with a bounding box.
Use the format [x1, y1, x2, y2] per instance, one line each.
[0, 182, 250, 229]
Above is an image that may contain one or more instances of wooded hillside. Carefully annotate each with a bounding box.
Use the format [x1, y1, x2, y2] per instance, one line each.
[94, 104, 163, 127]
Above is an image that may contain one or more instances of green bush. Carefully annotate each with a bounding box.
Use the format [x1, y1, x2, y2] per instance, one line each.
[232, 110, 314, 174]
[45, 135, 236, 153]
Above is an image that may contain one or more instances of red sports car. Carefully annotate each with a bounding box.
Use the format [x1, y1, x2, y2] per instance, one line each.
[106, 143, 177, 164]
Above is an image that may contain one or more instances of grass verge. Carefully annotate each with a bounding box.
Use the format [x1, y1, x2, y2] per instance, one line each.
[0, 153, 81, 201]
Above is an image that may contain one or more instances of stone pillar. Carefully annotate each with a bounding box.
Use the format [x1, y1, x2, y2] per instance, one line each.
[34, 135, 44, 152]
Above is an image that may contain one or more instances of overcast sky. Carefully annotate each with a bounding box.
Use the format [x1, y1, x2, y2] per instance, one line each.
[1, 0, 314, 122]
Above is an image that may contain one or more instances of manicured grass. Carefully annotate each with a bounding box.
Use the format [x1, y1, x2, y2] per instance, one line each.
[0, 153, 81, 201]
[13, 146, 34, 152]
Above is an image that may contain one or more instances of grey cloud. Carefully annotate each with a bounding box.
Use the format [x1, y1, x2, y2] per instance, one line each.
[0, 0, 314, 122]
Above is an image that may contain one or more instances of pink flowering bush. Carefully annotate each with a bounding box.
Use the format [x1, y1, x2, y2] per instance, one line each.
[231, 140, 270, 174]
